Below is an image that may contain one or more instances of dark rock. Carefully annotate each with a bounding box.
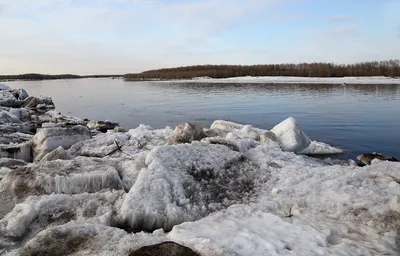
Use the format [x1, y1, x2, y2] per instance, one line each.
[357, 153, 399, 166]
[129, 242, 200, 256]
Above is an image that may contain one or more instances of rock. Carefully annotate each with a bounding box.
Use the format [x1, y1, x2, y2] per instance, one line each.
[172, 122, 205, 144]
[129, 242, 199, 256]
[271, 117, 311, 153]
[87, 120, 119, 133]
[32, 125, 91, 161]
[39, 146, 73, 162]
[17, 88, 29, 100]
[389, 196, 400, 213]
[357, 153, 399, 166]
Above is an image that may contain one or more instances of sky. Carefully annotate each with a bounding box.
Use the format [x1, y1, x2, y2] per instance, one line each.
[0, 0, 399, 75]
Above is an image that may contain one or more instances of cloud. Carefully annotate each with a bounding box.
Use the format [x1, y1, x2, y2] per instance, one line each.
[0, 0, 285, 74]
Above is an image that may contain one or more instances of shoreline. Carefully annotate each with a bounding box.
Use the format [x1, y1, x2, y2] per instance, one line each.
[2, 75, 400, 85]
[125, 75, 400, 85]
[1, 84, 400, 255]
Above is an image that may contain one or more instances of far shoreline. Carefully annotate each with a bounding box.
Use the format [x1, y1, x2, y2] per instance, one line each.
[2, 75, 400, 85]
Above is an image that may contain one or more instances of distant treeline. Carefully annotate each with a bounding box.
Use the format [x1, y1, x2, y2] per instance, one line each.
[124, 60, 400, 80]
[0, 73, 122, 81]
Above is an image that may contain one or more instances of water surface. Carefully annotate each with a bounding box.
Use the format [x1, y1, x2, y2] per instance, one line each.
[4, 78, 400, 160]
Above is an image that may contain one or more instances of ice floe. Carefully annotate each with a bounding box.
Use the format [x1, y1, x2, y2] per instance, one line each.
[1, 84, 399, 255]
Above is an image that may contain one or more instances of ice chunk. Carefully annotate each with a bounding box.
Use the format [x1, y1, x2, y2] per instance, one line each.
[0, 84, 11, 90]
[32, 125, 91, 161]
[0, 157, 124, 199]
[44, 110, 86, 125]
[128, 124, 174, 149]
[39, 146, 73, 162]
[0, 110, 21, 124]
[22, 96, 54, 108]
[172, 123, 205, 144]
[12, 224, 128, 256]
[271, 117, 311, 152]
[17, 88, 29, 100]
[210, 120, 266, 140]
[87, 120, 119, 133]
[0, 191, 124, 242]
[0, 90, 23, 108]
[120, 142, 266, 232]
[0, 141, 32, 162]
[7, 223, 170, 256]
[300, 141, 343, 155]
[69, 131, 131, 158]
[0, 158, 27, 169]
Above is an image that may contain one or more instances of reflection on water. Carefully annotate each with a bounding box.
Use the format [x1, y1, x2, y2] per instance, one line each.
[4, 78, 400, 160]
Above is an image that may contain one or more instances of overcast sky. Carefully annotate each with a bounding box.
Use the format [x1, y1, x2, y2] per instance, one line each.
[0, 0, 399, 75]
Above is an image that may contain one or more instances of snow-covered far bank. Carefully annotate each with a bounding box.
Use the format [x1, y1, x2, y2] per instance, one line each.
[1, 85, 400, 255]
[152, 76, 400, 84]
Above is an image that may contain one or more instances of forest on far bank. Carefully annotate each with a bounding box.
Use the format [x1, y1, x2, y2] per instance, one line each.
[124, 59, 400, 80]
[0, 74, 122, 81]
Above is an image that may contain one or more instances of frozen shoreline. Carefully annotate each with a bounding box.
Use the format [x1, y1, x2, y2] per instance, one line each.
[1, 84, 399, 255]
[147, 76, 400, 84]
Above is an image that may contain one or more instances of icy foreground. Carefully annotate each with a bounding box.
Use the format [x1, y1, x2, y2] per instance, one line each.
[1, 85, 399, 255]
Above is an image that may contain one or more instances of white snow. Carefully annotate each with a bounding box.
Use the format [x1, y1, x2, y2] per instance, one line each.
[157, 76, 400, 84]
[1, 109, 398, 255]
